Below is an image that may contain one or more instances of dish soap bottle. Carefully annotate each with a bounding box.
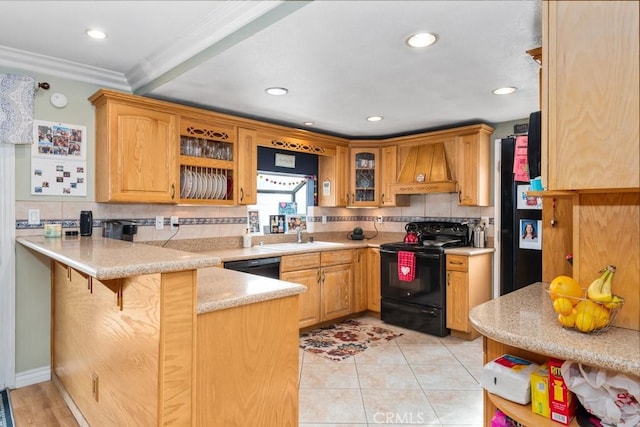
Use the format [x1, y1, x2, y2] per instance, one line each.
[243, 228, 252, 248]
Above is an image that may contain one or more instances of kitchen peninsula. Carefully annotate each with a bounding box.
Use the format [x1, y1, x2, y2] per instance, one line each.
[16, 235, 305, 426]
[470, 283, 640, 426]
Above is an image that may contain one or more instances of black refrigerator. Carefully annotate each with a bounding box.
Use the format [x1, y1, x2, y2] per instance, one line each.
[499, 135, 542, 295]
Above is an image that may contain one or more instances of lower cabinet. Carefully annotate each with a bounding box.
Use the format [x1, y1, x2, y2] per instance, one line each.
[282, 250, 355, 328]
[445, 253, 491, 340]
[366, 248, 381, 312]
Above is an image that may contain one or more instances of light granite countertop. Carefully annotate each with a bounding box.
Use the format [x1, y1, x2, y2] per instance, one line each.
[196, 267, 306, 314]
[17, 235, 219, 280]
[444, 247, 495, 256]
[469, 283, 640, 377]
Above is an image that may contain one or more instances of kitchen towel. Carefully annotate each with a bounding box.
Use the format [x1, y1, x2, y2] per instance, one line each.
[397, 251, 416, 282]
[512, 134, 530, 182]
[0, 73, 35, 144]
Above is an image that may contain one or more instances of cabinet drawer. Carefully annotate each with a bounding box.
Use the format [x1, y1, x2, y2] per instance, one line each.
[280, 253, 320, 272]
[446, 254, 468, 272]
[321, 249, 355, 266]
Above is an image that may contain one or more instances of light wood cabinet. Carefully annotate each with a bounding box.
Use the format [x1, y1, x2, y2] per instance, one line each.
[282, 250, 355, 327]
[380, 145, 410, 207]
[456, 131, 491, 206]
[352, 249, 368, 313]
[236, 127, 258, 205]
[445, 253, 491, 340]
[543, 1, 639, 191]
[90, 93, 178, 203]
[52, 261, 196, 426]
[318, 145, 349, 207]
[281, 253, 321, 328]
[366, 248, 381, 312]
[349, 148, 380, 207]
[178, 117, 236, 204]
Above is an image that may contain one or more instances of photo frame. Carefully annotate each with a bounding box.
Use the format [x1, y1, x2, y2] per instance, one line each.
[516, 184, 542, 210]
[286, 215, 307, 233]
[269, 215, 285, 234]
[519, 219, 542, 250]
[248, 210, 260, 233]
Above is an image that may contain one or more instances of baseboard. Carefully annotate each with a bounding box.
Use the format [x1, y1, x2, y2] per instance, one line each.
[15, 366, 50, 389]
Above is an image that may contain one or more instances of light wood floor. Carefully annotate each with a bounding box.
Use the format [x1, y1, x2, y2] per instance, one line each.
[9, 381, 77, 426]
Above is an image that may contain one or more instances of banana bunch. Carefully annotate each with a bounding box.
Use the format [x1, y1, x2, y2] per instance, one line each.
[586, 265, 624, 309]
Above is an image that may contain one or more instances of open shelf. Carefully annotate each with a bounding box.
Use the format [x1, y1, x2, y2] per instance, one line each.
[487, 392, 578, 427]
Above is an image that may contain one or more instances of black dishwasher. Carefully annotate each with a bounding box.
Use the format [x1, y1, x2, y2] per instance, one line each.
[223, 257, 281, 279]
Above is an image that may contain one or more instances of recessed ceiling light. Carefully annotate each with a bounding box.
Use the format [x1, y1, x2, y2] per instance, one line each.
[303, 121, 315, 126]
[492, 87, 517, 95]
[406, 32, 438, 48]
[366, 116, 384, 122]
[86, 29, 107, 39]
[265, 87, 288, 96]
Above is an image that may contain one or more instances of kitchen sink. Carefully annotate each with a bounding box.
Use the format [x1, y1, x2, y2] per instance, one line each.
[258, 241, 345, 251]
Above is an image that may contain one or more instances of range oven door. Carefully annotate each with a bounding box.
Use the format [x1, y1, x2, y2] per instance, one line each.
[380, 248, 446, 308]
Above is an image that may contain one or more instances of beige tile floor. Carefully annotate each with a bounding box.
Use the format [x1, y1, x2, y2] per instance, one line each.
[298, 316, 484, 426]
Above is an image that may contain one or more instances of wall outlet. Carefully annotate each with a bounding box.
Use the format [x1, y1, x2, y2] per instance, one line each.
[481, 216, 490, 226]
[170, 215, 179, 231]
[321, 215, 327, 224]
[376, 216, 383, 224]
[155, 216, 164, 230]
[28, 209, 40, 225]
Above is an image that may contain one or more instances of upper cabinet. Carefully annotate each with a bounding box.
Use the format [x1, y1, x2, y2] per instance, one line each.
[380, 145, 410, 207]
[236, 128, 258, 205]
[456, 129, 491, 206]
[178, 117, 236, 205]
[90, 91, 178, 203]
[543, 1, 639, 191]
[318, 145, 349, 207]
[349, 147, 380, 207]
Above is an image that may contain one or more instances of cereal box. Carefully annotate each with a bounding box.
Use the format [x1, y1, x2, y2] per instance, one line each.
[531, 363, 550, 418]
[548, 358, 576, 425]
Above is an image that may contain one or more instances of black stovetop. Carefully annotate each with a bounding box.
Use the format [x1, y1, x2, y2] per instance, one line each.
[381, 221, 470, 252]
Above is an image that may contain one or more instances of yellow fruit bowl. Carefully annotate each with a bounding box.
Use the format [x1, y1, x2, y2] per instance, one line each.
[544, 286, 625, 334]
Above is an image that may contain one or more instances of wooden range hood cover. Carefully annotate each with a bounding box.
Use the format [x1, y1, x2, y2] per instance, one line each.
[390, 143, 457, 195]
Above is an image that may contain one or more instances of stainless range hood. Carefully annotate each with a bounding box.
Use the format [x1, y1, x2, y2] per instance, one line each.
[390, 143, 457, 195]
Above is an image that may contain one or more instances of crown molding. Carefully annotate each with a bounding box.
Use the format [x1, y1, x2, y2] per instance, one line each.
[0, 45, 130, 91]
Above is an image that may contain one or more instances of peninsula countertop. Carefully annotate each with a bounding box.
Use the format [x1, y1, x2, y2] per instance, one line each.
[469, 283, 640, 377]
[17, 235, 219, 280]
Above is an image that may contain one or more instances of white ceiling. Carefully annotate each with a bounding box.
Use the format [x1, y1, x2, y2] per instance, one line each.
[0, 0, 542, 138]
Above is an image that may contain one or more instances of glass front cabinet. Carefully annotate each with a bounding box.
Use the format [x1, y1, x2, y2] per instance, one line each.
[349, 148, 380, 207]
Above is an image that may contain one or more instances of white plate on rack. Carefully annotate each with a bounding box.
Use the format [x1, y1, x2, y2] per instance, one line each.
[183, 169, 193, 199]
[220, 174, 228, 199]
[214, 174, 222, 199]
[198, 172, 205, 198]
[216, 174, 225, 199]
[180, 168, 186, 198]
[207, 172, 214, 199]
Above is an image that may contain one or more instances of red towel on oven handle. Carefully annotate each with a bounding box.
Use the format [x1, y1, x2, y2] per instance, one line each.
[397, 251, 416, 282]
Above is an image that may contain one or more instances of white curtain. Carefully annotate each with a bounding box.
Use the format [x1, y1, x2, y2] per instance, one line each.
[0, 73, 35, 145]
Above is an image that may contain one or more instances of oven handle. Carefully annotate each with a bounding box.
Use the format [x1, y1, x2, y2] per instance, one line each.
[379, 249, 440, 260]
[421, 308, 439, 317]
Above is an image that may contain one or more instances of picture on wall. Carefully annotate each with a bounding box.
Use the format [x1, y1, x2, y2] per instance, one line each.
[286, 215, 307, 233]
[519, 219, 542, 250]
[31, 120, 87, 196]
[248, 210, 260, 233]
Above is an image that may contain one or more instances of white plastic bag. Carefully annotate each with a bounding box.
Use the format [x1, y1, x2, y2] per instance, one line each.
[561, 361, 640, 426]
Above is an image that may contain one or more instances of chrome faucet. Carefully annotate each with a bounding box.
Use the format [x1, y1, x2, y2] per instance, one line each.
[297, 227, 303, 243]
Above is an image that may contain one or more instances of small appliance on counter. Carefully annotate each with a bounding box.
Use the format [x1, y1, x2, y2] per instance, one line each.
[348, 227, 364, 240]
[80, 210, 92, 236]
[102, 219, 137, 241]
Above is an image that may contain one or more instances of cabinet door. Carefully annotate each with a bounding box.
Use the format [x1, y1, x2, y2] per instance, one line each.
[544, 1, 639, 190]
[352, 249, 368, 313]
[96, 102, 178, 203]
[236, 128, 258, 205]
[446, 270, 469, 332]
[321, 264, 353, 321]
[281, 269, 321, 328]
[456, 133, 490, 206]
[380, 145, 409, 207]
[366, 248, 381, 312]
[318, 145, 349, 207]
[349, 148, 380, 207]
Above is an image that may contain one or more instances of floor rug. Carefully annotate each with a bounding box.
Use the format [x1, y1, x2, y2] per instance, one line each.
[0, 389, 14, 427]
[299, 318, 403, 361]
